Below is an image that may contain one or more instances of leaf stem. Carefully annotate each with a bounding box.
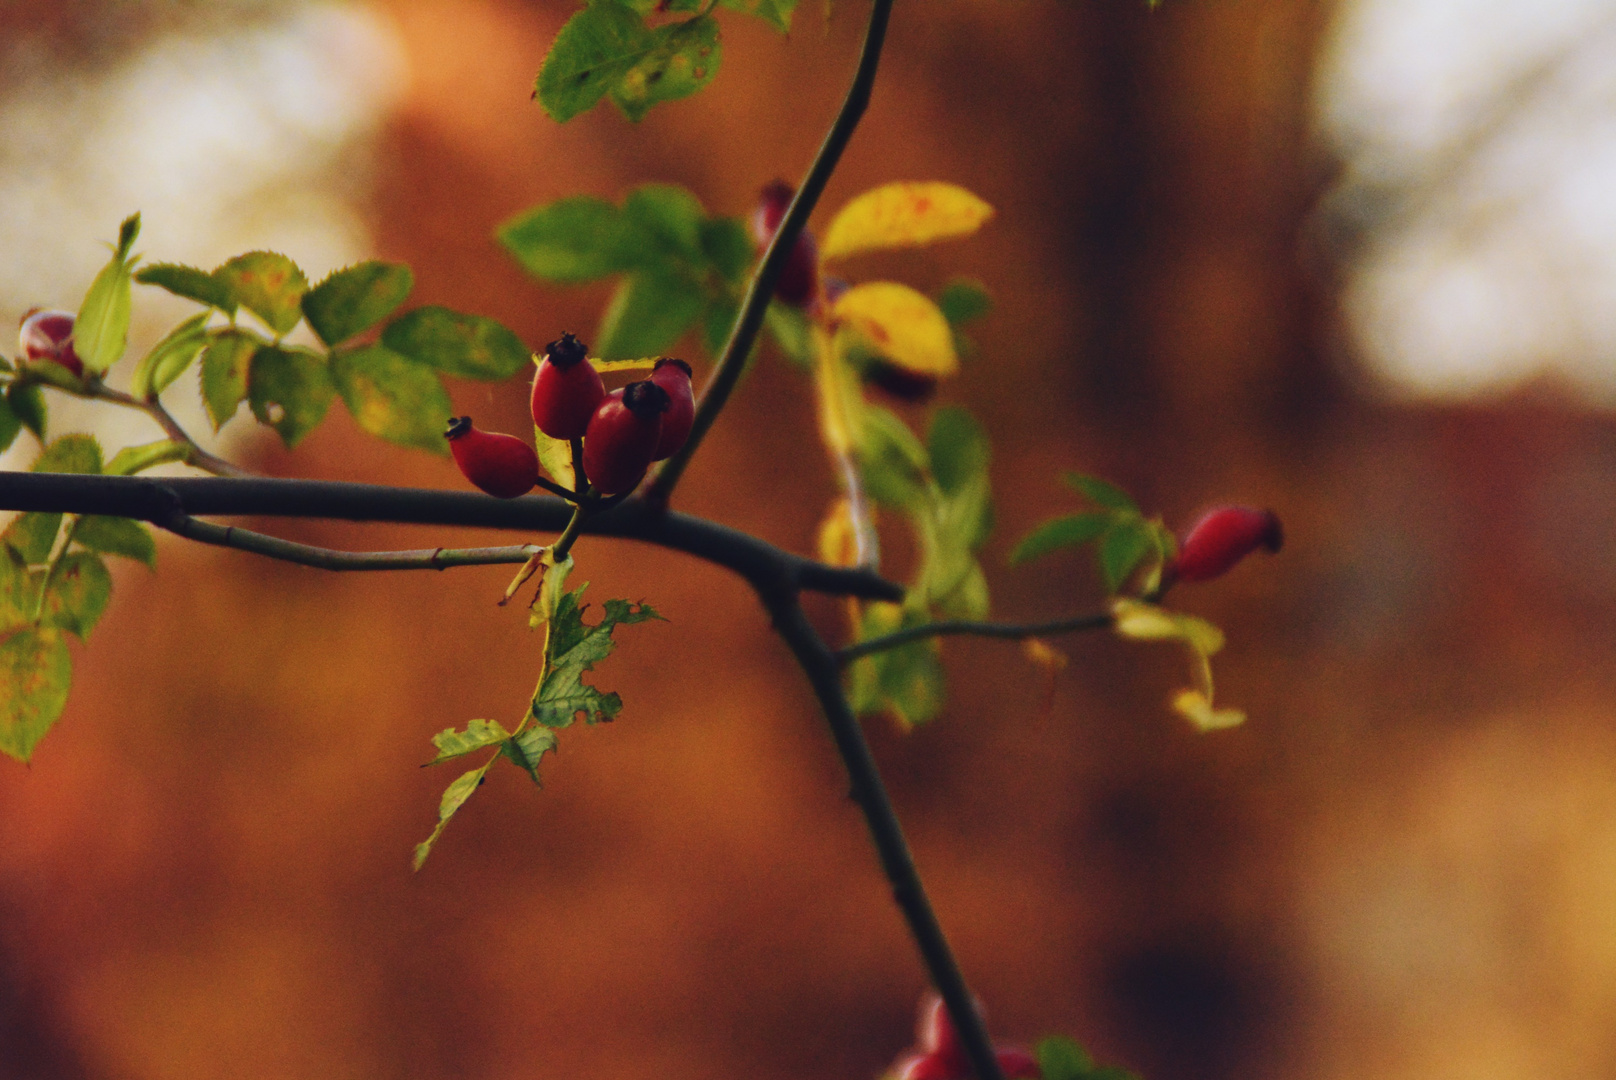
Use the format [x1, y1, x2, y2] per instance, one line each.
[836, 611, 1116, 664]
[160, 512, 542, 571]
[645, 0, 896, 507]
[84, 382, 254, 478]
[550, 502, 589, 562]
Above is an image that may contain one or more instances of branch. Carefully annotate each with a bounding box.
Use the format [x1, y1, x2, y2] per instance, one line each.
[644, 0, 896, 507]
[0, 472, 903, 603]
[162, 512, 540, 571]
[770, 599, 1007, 1080]
[836, 611, 1115, 664]
[85, 384, 254, 479]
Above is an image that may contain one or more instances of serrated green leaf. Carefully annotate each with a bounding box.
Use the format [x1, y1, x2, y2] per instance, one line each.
[1034, 1037, 1095, 1080]
[412, 762, 492, 871]
[0, 393, 21, 455]
[1009, 512, 1113, 566]
[131, 312, 210, 400]
[427, 718, 511, 763]
[37, 551, 111, 639]
[535, 0, 654, 123]
[497, 196, 640, 283]
[104, 439, 189, 477]
[0, 626, 71, 763]
[73, 516, 156, 567]
[596, 270, 706, 359]
[200, 329, 260, 430]
[609, 13, 721, 122]
[859, 406, 929, 511]
[1099, 518, 1153, 593]
[381, 306, 529, 380]
[719, 0, 797, 32]
[6, 383, 44, 439]
[765, 301, 813, 369]
[937, 278, 992, 326]
[701, 217, 755, 285]
[1064, 472, 1137, 512]
[216, 251, 308, 336]
[331, 345, 453, 454]
[3, 514, 60, 565]
[302, 261, 414, 347]
[501, 725, 558, 785]
[76, 219, 138, 373]
[33, 434, 101, 475]
[134, 263, 237, 312]
[248, 345, 334, 448]
[530, 586, 662, 729]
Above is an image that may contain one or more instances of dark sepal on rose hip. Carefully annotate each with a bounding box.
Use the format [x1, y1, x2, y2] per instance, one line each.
[1172, 506, 1283, 583]
[18, 308, 84, 378]
[445, 415, 541, 499]
[581, 380, 669, 496]
[650, 357, 694, 461]
[531, 331, 605, 441]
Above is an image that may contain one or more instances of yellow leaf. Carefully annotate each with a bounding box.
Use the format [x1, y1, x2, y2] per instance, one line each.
[589, 357, 657, 374]
[821, 182, 995, 262]
[1110, 598, 1225, 655]
[812, 322, 862, 454]
[1172, 690, 1246, 732]
[817, 498, 860, 568]
[831, 282, 958, 377]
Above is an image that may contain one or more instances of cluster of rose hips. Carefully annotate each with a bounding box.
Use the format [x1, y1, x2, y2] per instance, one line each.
[446, 333, 694, 500]
[17, 308, 85, 377]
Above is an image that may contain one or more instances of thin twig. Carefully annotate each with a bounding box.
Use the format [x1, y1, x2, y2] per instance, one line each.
[161, 512, 540, 571]
[836, 611, 1115, 664]
[645, 0, 896, 507]
[87, 384, 253, 478]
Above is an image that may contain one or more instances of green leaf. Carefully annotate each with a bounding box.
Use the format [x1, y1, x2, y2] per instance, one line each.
[500, 726, 558, 785]
[73, 516, 156, 567]
[302, 261, 414, 347]
[200, 329, 261, 430]
[1009, 512, 1112, 566]
[719, 0, 797, 32]
[859, 406, 929, 511]
[331, 345, 453, 454]
[0, 626, 72, 763]
[1034, 1037, 1095, 1080]
[497, 196, 639, 283]
[412, 762, 493, 871]
[700, 217, 755, 285]
[427, 718, 512, 763]
[6, 383, 44, 439]
[1099, 518, 1153, 593]
[104, 439, 189, 477]
[75, 215, 140, 373]
[535, 0, 654, 123]
[130, 312, 210, 400]
[215, 251, 308, 336]
[0, 393, 21, 455]
[595, 270, 706, 359]
[529, 586, 662, 729]
[0, 548, 32, 629]
[33, 434, 101, 475]
[765, 302, 813, 369]
[609, 13, 721, 122]
[937, 278, 992, 326]
[848, 602, 945, 727]
[248, 345, 334, 448]
[928, 406, 988, 496]
[702, 294, 740, 358]
[1064, 472, 1137, 512]
[3, 514, 61, 565]
[134, 263, 237, 312]
[622, 183, 708, 265]
[381, 306, 530, 380]
[37, 551, 111, 639]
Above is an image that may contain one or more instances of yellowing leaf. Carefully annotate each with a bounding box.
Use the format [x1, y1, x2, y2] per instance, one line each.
[1110, 599, 1224, 655]
[1173, 690, 1246, 732]
[817, 498, 861, 569]
[812, 322, 861, 455]
[832, 282, 958, 377]
[821, 182, 994, 262]
[588, 356, 658, 374]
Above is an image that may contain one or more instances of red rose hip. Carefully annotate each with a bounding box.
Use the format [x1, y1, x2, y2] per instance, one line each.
[751, 180, 820, 307]
[445, 416, 539, 498]
[18, 308, 84, 377]
[1173, 506, 1283, 583]
[649, 358, 694, 461]
[530, 332, 604, 440]
[581, 380, 669, 495]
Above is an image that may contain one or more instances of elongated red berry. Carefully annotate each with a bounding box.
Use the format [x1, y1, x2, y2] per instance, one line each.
[1173, 506, 1283, 583]
[896, 995, 1042, 1080]
[581, 381, 668, 495]
[18, 308, 84, 377]
[445, 416, 539, 498]
[752, 180, 820, 307]
[650, 358, 694, 461]
[531, 332, 604, 440]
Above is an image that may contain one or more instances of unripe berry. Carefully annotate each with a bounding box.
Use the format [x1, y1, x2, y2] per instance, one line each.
[581, 380, 668, 495]
[445, 416, 539, 498]
[1173, 506, 1283, 583]
[650, 357, 694, 461]
[18, 308, 84, 377]
[751, 180, 820, 307]
[530, 332, 605, 440]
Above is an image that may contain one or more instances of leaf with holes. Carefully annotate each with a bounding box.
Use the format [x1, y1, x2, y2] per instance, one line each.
[248, 345, 334, 448]
[200, 329, 262, 430]
[529, 585, 662, 730]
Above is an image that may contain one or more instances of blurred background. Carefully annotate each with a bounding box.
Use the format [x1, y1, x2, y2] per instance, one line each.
[5, 1, 1616, 1078]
